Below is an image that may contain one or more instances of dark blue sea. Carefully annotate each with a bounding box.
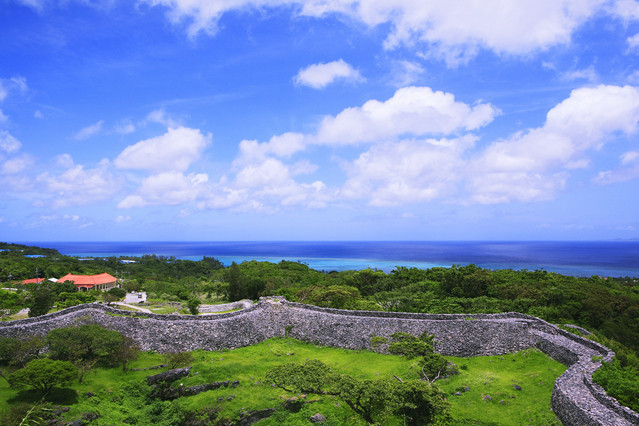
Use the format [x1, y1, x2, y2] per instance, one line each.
[21, 241, 639, 278]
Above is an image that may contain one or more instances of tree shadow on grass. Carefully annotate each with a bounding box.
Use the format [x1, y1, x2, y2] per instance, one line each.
[8, 387, 78, 405]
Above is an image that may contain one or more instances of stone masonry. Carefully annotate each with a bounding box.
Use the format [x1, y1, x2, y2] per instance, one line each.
[0, 297, 637, 425]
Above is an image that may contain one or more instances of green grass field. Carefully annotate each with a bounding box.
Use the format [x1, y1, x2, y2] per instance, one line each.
[0, 339, 565, 425]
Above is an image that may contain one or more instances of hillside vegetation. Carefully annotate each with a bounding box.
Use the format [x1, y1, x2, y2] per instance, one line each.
[1, 242, 638, 412]
[0, 334, 565, 425]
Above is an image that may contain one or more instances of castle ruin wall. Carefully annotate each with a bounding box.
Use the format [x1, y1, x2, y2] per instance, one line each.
[0, 297, 637, 425]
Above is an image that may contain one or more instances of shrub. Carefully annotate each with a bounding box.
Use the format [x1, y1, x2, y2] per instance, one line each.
[9, 358, 77, 393]
[388, 332, 433, 358]
[370, 336, 388, 351]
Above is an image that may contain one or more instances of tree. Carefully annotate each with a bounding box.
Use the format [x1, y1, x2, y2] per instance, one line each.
[9, 358, 77, 394]
[385, 332, 458, 383]
[27, 286, 54, 317]
[102, 292, 119, 305]
[302, 285, 361, 309]
[57, 291, 96, 308]
[392, 379, 451, 425]
[331, 374, 394, 423]
[186, 297, 201, 315]
[225, 261, 247, 302]
[266, 359, 450, 424]
[0, 289, 23, 318]
[0, 336, 45, 369]
[47, 324, 123, 366]
[108, 287, 126, 299]
[113, 336, 140, 372]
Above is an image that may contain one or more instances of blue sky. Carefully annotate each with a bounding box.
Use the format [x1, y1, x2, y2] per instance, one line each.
[1, 0, 639, 241]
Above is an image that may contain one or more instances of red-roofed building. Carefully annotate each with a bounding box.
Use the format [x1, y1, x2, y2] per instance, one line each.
[20, 278, 46, 285]
[57, 273, 117, 291]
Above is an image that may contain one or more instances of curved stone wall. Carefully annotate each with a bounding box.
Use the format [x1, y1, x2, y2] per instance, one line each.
[1, 298, 637, 425]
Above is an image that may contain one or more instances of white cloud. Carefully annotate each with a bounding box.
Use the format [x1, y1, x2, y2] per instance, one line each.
[469, 170, 570, 204]
[314, 86, 498, 145]
[628, 33, 639, 52]
[545, 85, 639, 147]
[114, 126, 211, 172]
[142, 0, 624, 65]
[54, 153, 75, 168]
[37, 159, 121, 208]
[237, 132, 306, 164]
[16, 0, 47, 11]
[0, 76, 28, 101]
[294, 59, 364, 89]
[341, 136, 475, 206]
[117, 171, 209, 208]
[1, 154, 33, 175]
[621, 150, 639, 164]
[115, 215, 131, 223]
[559, 66, 598, 82]
[34, 110, 43, 119]
[232, 156, 326, 206]
[9, 76, 28, 93]
[144, 1, 621, 65]
[304, 0, 610, 65]
[0, 130, 21, 153]
[73, 120, 104, 140]
[470, 84, 639, 203]
[0, 110, 7, 123]
[115, 120, 136, 135]
[235, 157, 294, 188]
[389, 60, 425, 87]
[595, 150, 639, 184]
[145, 109, 181, 127]
[197, 130, 325, 211]
[610, 0, 639, 21]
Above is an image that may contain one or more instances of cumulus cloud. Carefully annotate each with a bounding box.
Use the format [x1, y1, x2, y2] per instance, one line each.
[117, 171, 209, 208]
[73, 120, 104, 140]
[469, 85, 639, 203]
[314, 86, 498, 145]
[237, 132, 306, 163]
[341, 136, 475, 206]
[143, 1, 629, 65]
[294, 59, 364, 89]
[37, 159, 121, 208]
[217, 152, 327, 210]
[115, 126, 211, 172]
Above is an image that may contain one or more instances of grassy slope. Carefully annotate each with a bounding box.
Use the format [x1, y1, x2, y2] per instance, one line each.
[0, 339, 565, 425]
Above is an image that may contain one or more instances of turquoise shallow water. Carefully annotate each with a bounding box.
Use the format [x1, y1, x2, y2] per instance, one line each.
[22, 241, 639, 277]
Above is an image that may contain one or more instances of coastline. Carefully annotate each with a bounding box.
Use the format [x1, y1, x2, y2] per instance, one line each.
[17, 240, 639, 278]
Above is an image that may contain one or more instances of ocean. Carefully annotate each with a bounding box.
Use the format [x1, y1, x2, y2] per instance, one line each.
[21, 241, 639, 278]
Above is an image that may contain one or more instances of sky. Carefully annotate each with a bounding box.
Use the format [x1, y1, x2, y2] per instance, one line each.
[1, 0, 639, 241]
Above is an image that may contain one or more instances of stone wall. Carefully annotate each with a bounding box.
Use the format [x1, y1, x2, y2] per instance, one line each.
[198, 300, 254, 314]
[1, 297, 636, 425]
